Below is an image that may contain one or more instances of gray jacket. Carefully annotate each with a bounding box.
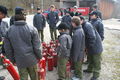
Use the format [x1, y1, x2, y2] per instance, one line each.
[33, 13, 46, 30]
[0, 21, 9, 37]
[56, 32, 72, 58]
[71, 26, 85, 62]
[4, 21, 42, 69]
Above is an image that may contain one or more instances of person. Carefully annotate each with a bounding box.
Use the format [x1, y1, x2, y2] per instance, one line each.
[71, 17, 85, 80]
[47, 5, 59, 40]
[10, 7, 24, 26]
[0, 5, 9, 68]
[70, 6, 82, 17]
[80, 16, 96, 64]
[61, 11, 72, 36]
[33, 7, 46, 42]
[56, 22, 72, 80]
[4, 10, 42, 80]
[90, 11, 104, 41]
[81, 16, 103, 80]
[89, 4, 102, 21]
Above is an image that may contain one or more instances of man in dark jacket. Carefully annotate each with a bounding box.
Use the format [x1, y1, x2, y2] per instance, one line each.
[71, 17, 85, 80]
[90, 11, 104, 41]
[80, 16, 96, 64]
[0, 5, 9, 68]
[70, 6, 82, 17]
[33, 7, 46, 42]
[56, 22, 72, 80]
[47, 5, 59, 40]
[10, 7, 24, 26]
[82, 16, 103, 80]
[4, 13, 42, 80]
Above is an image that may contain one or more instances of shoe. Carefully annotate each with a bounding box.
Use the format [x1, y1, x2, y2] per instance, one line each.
[0, 76, 5, 80]
[83, 69, 93, 73]
[90, 77, 98, 80]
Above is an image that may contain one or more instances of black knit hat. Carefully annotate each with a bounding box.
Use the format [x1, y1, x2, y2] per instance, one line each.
[89, 11, 98, 16]
[57, 22, 70, 30]
[0, 5, 7, 15]
[15, 7, 24, 15]
[37, 7, 41, 10]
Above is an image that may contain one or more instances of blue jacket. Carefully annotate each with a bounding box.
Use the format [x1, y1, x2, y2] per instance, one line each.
[62, 15, 72, 27]
[47, 11, 59, 29]
[33, 13, 46, 30]
[90, 19, 104, 41]
[82, 21, 103, 54]
[71, 26, 85, 62]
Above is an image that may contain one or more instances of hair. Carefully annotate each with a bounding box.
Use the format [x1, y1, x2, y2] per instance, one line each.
[50, 5, 55, 8]
[80, 16, 85, 21]
[72, 16, 80, 26]
[15, 14, 26, 21]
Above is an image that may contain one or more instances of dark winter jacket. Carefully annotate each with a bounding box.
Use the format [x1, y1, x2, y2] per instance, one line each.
[62, 15, 72, 28]
[82, 21, 103, 54]
[47, 11, 59, 29]
[33, 13, 46, 30]
[10, 16, 15, 26]
[0, 21, 9, 37]
[90, 18, 104, 41]
[56, 32, 72, 58]
[4, 21, 42, 69]
[71, 26, 85, 62]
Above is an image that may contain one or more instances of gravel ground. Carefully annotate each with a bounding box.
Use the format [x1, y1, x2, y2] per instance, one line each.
[0, 16, 120, 80]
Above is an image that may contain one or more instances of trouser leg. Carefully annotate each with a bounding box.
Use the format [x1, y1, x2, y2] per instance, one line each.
[93, 53, 101, 78]
[18, 68, 29, 80]
[50, 28, 54, 40]
[74, 61, 83, 79]
[58, 57, 68, 79]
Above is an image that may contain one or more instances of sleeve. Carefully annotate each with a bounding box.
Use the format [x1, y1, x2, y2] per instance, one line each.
[33, 15, 36, 27]
[59, 37, 68, 54]
[46, 14, 50, 24]
[98, 22, 104, 41]
[4, 32, 15, 63]
[86, 24, 96, 48]
[42, 15, 46, 27]
[31, 28, 42, 59]
[56, 13, 59, 23]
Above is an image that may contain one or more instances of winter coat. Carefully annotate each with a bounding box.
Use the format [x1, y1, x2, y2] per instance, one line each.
[0, 21, 9, 37]
[82, 21, 103, 54]
[71, 26, 85, 62]
[56, 32, 72, 58]
[90, 19, 104, 41]
[47, 11, 59, 29]
[4, 21, 42, 69]
[33, 13, 46, 30]
[62, 15, 72, 28]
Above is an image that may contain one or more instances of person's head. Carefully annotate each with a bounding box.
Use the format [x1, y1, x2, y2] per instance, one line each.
[65, 11, 70, 16]
[50, 5, 55, 11]
[89, 11, 98, 19]
[15, 14, 26, 21]
[92, 4, 98, 11]
[15, 7, 24, 15]
[37, 7, 42, 13]
[0, 5, 7, 19]
[71, 16, 80, 28]
[79, 16, 85, 24]
[74, 6, 78, 12]
[57, 22, 70, 33]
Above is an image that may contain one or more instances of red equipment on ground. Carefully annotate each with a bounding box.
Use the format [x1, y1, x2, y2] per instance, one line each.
[47, 56, 54, 71]
[66, 61, 71, 79]
[0, 54, 20, 80]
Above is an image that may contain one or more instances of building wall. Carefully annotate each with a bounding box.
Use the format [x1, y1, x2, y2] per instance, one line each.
[98, 0, 115, 19]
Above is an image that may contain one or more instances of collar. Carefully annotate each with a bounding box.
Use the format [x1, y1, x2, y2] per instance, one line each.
[14, 20, 26, 25]
[73, 26, 81, 30]
[82, 21, 86, 27]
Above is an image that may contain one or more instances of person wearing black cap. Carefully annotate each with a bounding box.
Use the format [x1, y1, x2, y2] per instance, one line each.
[0, 5, 9, 69]
[33, 7, 46, 42]
[10, 7, 24, 26]
[56, 22, 72, 80]
[4, 8, 42, 80]
[61, 11, 72, 36]
[90, 11, 104, 41]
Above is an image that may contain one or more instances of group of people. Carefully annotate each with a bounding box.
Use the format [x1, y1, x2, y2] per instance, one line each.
[0, 3, 104, 80]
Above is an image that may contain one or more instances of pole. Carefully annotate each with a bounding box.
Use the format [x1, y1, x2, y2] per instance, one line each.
[76, 0, 80, 7]
[41, 0, 43, 10]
